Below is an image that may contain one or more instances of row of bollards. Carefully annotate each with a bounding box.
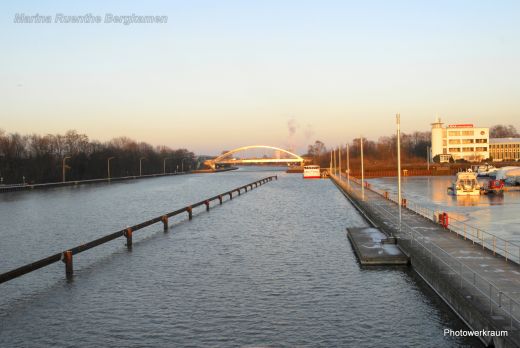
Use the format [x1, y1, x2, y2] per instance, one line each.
[0, 175, 278, 284]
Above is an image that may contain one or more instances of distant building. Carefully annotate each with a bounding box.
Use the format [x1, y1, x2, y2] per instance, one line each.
[489, 138, 520, 161]
[431, 118, 489, 162]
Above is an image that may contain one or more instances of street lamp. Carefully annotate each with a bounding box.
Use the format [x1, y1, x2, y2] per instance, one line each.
[62, 156, 71, 182]
[396, 114, 402, 234]
[360, 136, 364, 200]
[163, 157, 172, 174]
[181, 158, 188, 172]
[107, 157, 115, 180]
[139, 157, 146, 176]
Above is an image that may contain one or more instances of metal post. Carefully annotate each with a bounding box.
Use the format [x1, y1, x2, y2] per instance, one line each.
[107, 157, 115, 180]
[397, 114, 402, 234]
[124, 228, 132, 249]
[161, 215, 168, 232]
[139, 157, 146, 176]
[427, 146, 430, 171]
[62, 250, 73, 279]
[361, 136, 364, 200]
[346, 143, 350, 187]
[338, 146, 342, 180]
[329, 150, 332, 175]
[62, 156, 71, 182]
[332, 148, 336, 177]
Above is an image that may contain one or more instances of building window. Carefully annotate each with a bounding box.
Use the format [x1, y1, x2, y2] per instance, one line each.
[449, 147, 461, 152]
[448, 131, 461, 136]
[462, 147, 474, 152]
[462, 131, 474, 136]
[449, 139, 461, 144]
[461, 139, 474, 144]
[476, 147, 487, 151]
[475, 139, 487, 143]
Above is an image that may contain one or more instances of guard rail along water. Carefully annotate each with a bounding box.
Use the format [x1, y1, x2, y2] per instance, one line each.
[0, 175, 277, 284]
[350, 176, 520, 265]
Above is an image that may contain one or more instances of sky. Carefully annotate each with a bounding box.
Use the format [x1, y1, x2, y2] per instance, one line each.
[1, 0, 519, 155]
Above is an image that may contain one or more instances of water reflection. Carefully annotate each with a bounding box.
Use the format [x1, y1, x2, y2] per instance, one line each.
[369, 176, 520, 243]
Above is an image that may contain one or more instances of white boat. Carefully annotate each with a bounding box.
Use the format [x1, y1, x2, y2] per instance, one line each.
[303, 165, 321, 179]
[471, 164, 497, 177]
[448, 171, 481, 196]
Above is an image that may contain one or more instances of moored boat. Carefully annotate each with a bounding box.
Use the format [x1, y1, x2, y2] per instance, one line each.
[303, 165, 321, 179]
[448, 171, 481, 196]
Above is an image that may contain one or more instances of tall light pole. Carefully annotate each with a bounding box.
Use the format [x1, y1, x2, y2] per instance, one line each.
[163, 157, 172, 174]
[427, 146, 430, 172]
[360, 136, 364, 200]
[346, 143, 350, 187]
[107, 157, 115, 180]
[333, 148, 336, 176]
[329, 150, 332, 175]
[338, 145, 342, 180]
[62, 156, 71, 182]
[181, 158, 188, 172]
[139, 157, 146, 176]
[397, 114, 402, 233]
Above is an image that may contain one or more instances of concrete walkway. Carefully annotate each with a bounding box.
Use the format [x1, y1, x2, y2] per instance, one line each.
[332, 174, 520, 347]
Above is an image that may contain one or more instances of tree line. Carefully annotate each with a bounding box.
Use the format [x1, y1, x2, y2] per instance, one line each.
[0, 129, 195, 185]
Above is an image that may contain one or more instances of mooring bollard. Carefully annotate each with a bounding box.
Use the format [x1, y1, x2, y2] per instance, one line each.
[62, 250, 73, 278]
[187, 206, 193, 220]
[218, 195, 223, 204]
[205, 200, 210, 211]
[124, 228, 133, 249]
[161, 215, 168, 232]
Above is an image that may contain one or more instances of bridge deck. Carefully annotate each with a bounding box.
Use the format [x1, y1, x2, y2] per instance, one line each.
[331, 174, 520, 347]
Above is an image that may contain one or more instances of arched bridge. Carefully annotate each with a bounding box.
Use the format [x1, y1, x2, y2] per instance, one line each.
[204, 145, 304, 169]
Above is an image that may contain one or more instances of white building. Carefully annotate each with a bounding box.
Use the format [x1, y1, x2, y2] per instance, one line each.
[431, 118, 489, 162]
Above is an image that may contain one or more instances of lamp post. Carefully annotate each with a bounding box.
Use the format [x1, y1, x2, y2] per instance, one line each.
[427, 146, 430, 172]
[139, 157, 146, 176]
[163, 157, 172, 174]
[360, 136, 364, 200]
[62, 156, 71, 182]
[346, 143, 350, 186]
[107, 157, 115, 180]
[338, 145, 342, 180]
[329, 150, 332, 175]
[397, 114, 402, 234]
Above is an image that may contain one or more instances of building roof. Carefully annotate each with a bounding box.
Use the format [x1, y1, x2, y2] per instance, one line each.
[489, 138, 520, 144]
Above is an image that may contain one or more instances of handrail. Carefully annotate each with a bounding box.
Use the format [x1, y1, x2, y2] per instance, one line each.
[0, 175, 277, 284]
[346, 175, 520, 264]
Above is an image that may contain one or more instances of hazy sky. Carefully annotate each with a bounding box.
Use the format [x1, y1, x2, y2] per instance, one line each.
[1, 0, 519, 155]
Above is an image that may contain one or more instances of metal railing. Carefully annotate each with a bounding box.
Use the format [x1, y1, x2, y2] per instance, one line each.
[0, 176, 277, 284]
[332, 175, 520, 329]
[345, 175, 520, 264]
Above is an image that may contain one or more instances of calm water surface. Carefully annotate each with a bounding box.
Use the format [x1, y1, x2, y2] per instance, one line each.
[367, 176, 520, 244]
[0, 168, 481, 347]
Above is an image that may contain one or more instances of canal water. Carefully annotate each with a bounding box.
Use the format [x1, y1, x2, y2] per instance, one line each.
[0, 168, 481, 347]
[367, 176, 520, 244]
